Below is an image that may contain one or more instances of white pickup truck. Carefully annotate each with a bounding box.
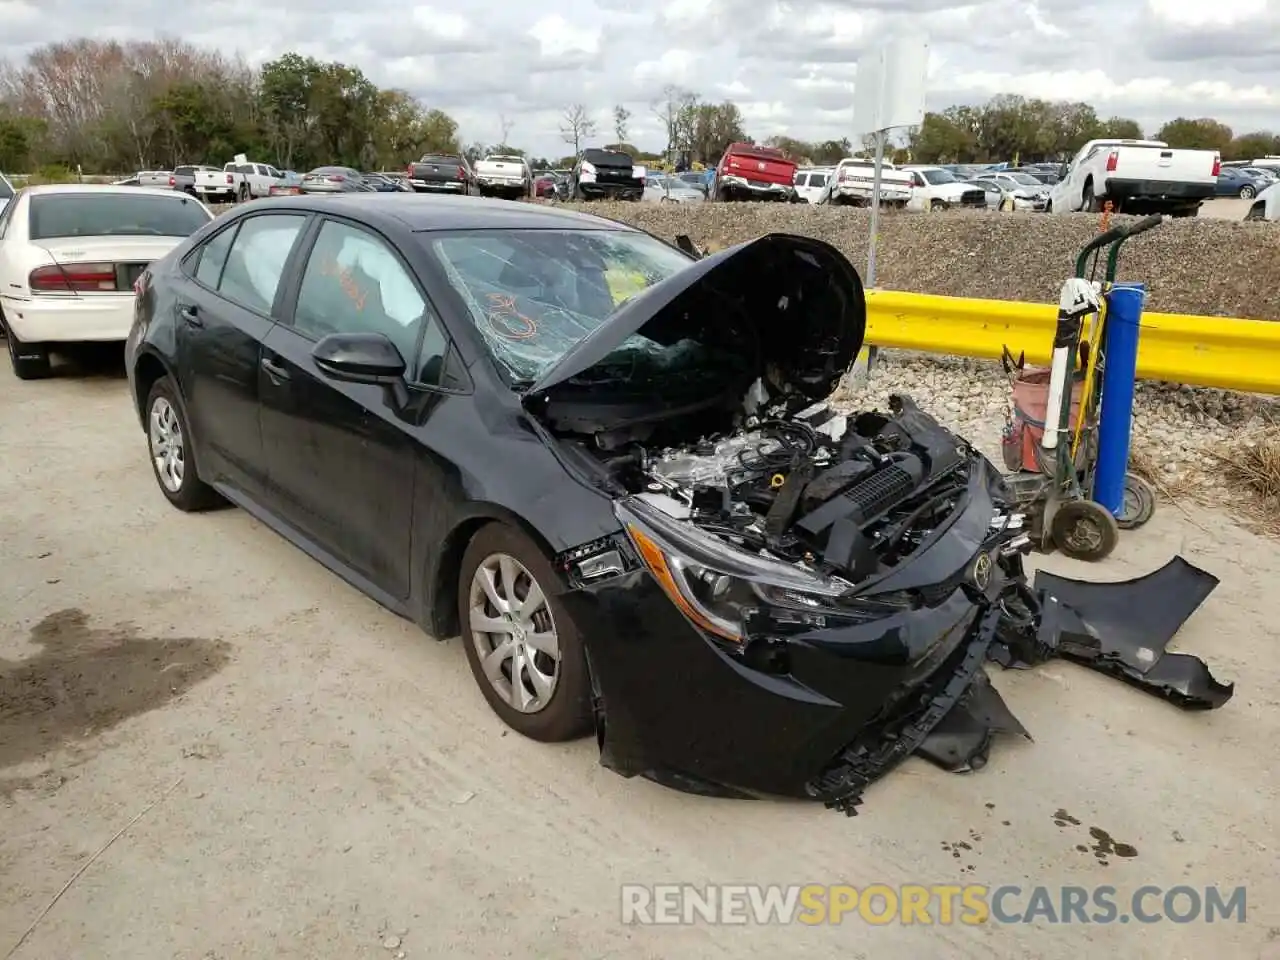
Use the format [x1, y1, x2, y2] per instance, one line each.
[473, 155, 532, 199]
[817, 157, 913, 206]
[193, 159, 284, 204]
[1048, 139, 1219, 217]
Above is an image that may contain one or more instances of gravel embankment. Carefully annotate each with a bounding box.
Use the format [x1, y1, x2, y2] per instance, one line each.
[561, 202, 1279, 320]
[561, 202, 1280, 522]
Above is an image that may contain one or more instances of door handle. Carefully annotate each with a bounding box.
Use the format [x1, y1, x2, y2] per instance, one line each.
[179, 304, 203, 327]
[261, 356, 291, 382]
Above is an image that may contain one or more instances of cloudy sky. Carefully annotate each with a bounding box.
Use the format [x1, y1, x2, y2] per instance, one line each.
[2, 0, 1278, 156]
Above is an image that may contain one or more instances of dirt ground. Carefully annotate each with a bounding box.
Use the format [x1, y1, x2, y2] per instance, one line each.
[2, 350, 1278, 960]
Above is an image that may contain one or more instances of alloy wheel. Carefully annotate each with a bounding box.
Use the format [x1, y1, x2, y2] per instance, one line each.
[468, 553, 561, 713]
[149, 396, 185, 493]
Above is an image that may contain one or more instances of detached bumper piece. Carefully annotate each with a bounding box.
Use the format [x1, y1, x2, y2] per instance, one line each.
[817, 556, 1233, 816]
[1022, 557, 1234, 709]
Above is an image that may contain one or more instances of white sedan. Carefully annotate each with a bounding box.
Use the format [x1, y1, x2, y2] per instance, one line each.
[0, 183, 214, 379]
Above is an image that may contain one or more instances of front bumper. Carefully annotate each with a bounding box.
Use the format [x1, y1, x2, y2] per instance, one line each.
[2, 293, 134, 343]
[557, 455, 1235, 812]
[578, 181, 643, 200]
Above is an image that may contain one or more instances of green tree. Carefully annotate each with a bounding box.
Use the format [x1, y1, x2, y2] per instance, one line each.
[1225, 131, 1279, 161]
[0, 115, 33, 170]
[1099, 116, 1144, 140]
[1155, 117, 1233, 151]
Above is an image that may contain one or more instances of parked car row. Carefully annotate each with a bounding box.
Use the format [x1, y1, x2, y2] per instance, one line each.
[113, 160, 414, 202]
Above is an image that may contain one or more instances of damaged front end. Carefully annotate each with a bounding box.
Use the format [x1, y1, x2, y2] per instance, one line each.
[531, 234, 1233, 813]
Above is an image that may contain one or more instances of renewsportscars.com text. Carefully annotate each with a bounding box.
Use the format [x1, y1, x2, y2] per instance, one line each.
[620, 883, 1247, 926]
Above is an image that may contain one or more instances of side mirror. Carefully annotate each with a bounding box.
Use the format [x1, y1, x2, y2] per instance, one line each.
[312, 332, 406, 383]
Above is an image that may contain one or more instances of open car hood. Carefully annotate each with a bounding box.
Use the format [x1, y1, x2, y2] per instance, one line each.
[526, 233, 867, 400]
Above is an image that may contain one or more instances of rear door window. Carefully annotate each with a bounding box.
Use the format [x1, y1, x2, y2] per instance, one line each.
[193, 224, 239, 289]
[216, 214, 307, 315]
[27, 193, 211, 240]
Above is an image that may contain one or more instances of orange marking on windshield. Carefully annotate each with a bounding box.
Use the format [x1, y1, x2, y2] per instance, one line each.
[484, 291, 538, 340]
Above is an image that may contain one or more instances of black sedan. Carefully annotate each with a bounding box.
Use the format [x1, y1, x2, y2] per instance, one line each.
[124, 196, 1232, 811]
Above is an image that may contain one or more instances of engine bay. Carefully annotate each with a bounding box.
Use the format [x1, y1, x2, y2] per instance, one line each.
[593, 390, 978, 583]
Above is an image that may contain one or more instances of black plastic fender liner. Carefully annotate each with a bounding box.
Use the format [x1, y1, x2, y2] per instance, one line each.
[1032, 556, 1235, 710]
[914, 670, 1032, 773]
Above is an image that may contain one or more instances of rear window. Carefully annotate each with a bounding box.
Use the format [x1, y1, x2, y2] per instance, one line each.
[583, 149, 632, 167]
[420, 156, 460, 165]
[28, 193, 212, 240]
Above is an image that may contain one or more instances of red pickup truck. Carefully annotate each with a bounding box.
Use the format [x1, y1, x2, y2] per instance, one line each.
[712, 143, 799, 202]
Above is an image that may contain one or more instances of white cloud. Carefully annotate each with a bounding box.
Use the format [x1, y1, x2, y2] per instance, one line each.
[1, 0, 1277, 158]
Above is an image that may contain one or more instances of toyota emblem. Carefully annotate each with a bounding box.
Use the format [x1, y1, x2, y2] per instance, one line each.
[971, 552, 993, 590]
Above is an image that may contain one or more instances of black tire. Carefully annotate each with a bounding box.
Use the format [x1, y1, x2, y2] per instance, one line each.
[1116, 472, 1157, 530]
[237, 182, 250, 203]
[144, 376, 222, 512]
[1240, 185, 1256, 200]
[458, 522, 593, 743]
[4, 315, 51, 380]
[1083, 181, 1102, 213]
[1050, 499, 1120, 562]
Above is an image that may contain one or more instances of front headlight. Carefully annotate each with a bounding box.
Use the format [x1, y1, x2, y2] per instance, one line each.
[616, 498, 852, 644]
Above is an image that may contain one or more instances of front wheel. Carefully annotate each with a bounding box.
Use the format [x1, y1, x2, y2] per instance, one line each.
[459, 523, 593, 742]
[145, 377, 222, 512]
[1240, 185, 1256, 199]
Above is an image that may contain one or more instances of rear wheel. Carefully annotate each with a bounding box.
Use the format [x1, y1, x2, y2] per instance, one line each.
[145, 377, 221, 511]
[1240, 185, 1257, 200]
[236, 182, 250, 202]
[458, 523, 593, 742]
[1083, 182, 1102, 212]
[4, 315, 51, 380]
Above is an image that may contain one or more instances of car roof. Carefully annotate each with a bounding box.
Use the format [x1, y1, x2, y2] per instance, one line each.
[21, 183, 183, 197]
[234, 194, 632, 232]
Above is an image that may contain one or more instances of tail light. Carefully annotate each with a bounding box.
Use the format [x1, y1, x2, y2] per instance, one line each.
[407, 164, 414, 176]
[225, 173, 234, 184]
[168, 176, 176, 187]
[580, 161, 596, 175]
[29, 262, 117, 293]
[1105, 150, 1118, 172]
[728, 158, 739, 169]
[457, 166, 466, 180]
[1212, 155, 1222, 177]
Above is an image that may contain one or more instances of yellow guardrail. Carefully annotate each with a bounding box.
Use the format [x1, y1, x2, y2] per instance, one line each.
[865, 291, 1280, 395]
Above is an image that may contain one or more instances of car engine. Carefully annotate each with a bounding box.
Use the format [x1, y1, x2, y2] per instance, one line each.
[613, 393, 976, 582]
